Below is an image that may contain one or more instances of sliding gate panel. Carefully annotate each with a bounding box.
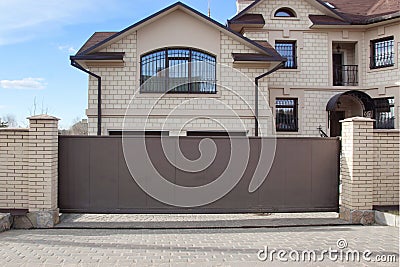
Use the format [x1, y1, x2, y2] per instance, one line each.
[59, 136, 340, 213]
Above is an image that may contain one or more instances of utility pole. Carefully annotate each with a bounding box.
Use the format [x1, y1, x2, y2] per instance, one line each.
[208, 0, 211, 17]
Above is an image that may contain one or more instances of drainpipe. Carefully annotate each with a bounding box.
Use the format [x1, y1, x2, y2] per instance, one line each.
[254, 62, 285, 137]
[71, 60, 102, 136]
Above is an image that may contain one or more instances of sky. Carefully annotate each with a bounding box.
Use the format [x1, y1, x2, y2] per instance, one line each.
[0, 0, 237, 129]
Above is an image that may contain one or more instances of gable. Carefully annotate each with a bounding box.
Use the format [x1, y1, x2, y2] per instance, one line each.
[76, 2, 279, 59]
[247, 0, 325, 28]
[137, 10, 220, 57]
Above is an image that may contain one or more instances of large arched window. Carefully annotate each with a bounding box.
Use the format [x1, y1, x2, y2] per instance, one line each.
[274, 8, 296, 18]
[140, 48, 216, 93]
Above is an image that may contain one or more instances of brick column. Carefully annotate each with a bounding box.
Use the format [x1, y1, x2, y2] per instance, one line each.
[27, 115, 59, 228]
[339, 117, 375, 225]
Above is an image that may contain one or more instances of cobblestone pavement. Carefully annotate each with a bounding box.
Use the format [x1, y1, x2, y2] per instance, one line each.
[0, 226, 398, 266]
[57, 212, 351, 228]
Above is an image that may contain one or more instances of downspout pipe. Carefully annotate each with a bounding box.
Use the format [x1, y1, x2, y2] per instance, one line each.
[71, 60, 102, 136]
[254, 62, 285, 137]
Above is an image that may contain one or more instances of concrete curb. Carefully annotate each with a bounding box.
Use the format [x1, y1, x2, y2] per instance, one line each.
[375, 211, 399, 227]
[56, 213, 355, 229]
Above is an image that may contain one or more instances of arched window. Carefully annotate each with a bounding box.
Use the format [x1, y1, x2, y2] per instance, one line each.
[274, 8, 296, 18]
[140, 48, 216, 93]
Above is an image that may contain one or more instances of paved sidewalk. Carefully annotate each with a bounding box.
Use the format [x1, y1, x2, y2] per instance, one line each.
[0, 226, 398, 266]
[56, 212, 352, 229]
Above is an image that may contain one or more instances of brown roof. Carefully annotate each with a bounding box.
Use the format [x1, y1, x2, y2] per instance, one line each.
[228, 13, 265, 24]
[77, 32, 116, 54]
[328, 0, 399, 17]
[227, 13, 265, 32]
[255, 41, 284, 60]
[230, 0, 400, 26]
[232, 40, 286, 62]
[309, 15, 349, 25]
[326, 0, 400, 24]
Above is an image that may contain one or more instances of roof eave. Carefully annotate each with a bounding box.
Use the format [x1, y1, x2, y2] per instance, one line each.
[310, 13, 400, 28]
[70, 52, 125, 61]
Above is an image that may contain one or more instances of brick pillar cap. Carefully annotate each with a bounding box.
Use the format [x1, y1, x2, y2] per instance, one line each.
[27, 114, 60, 121]
[340, 117, 375, 123]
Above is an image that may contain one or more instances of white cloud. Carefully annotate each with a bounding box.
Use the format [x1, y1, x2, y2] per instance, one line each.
[0, 78, 47, 90]
[58, 45, 77, 54]
[0, 105, 6, 109]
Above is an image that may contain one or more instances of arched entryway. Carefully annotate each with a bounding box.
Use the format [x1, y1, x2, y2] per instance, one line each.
[326, 90, 374, 137]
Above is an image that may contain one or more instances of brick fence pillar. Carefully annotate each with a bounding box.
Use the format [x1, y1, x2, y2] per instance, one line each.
[26, 115, 59, 228]
[339, 117, 375, 225]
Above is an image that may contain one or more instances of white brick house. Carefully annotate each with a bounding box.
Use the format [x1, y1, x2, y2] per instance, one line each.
[72, 0, 400, 137]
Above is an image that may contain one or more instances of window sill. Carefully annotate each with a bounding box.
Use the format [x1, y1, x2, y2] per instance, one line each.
[368, 64, 397, 73]
[278, 68, 300, 72]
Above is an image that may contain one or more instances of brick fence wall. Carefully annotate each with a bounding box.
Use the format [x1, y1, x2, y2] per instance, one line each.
[0, 115, 59, 228]
[373, 130, 400, 206]
[0, 129, 29, 209]
[340, 117, 400, 224]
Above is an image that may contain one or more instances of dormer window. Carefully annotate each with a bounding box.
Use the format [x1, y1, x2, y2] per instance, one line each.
[274, 8, 296, 18]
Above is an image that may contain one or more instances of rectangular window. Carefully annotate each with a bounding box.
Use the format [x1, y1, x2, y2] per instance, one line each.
[275, 41, 297, 69]
[276, 98, 298, 132]
[374, 97, 395, 129]
[370, 36, 394, 69]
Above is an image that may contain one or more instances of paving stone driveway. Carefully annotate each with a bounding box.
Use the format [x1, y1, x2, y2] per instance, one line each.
[0, 226, 398, 266]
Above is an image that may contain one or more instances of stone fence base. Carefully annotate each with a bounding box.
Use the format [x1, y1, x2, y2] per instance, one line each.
[0, 213, 12, 232]
[339, 206, 375, 225]
[12, 209, 59, 229]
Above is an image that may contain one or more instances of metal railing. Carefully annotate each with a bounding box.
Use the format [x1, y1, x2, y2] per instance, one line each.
[317, 125, 328, 137]
[333, 65, 358, 86]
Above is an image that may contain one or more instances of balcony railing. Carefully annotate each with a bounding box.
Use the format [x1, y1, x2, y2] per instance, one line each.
[333, 65, 358, 86]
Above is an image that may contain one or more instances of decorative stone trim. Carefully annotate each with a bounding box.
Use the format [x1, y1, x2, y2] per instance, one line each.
[0, 213, 12, 232]
[339, 206, 375, 225]
[13, 209, 59, 229]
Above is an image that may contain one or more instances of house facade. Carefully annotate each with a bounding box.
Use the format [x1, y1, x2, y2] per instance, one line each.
[72, 0, 400, 137]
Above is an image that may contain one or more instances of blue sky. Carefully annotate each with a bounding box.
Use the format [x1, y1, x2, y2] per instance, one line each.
[0, 0, 237, 129]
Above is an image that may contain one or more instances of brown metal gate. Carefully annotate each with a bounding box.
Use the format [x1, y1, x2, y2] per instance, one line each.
[58, 136, 340, 213]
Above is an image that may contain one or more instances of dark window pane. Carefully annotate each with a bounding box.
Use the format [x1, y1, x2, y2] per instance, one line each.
[374, 97, 395, 129]
[275, 41, 296, 68]
[276, 98, 298, 132]
[141, 50, 166, 93]
[371, 37, 394, 69]
[140, 48, 216, 94]
[274, 8, 296, 17]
